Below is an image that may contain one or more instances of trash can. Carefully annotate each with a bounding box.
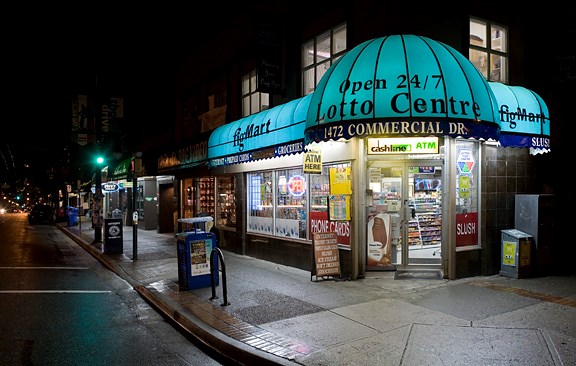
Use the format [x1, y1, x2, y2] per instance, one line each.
[500, 229, 534, 278]
[66, 207, 79, 226]
[176, 217, 218, 290]
[103, 218, 123, 254]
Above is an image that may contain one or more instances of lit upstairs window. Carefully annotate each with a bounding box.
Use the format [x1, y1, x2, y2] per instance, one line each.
[301, 23, 347, 96]
[470, 18, 508, 83]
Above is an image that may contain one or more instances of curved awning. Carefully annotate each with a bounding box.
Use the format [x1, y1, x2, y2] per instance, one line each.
[305, 34, 500, 143]
[208, 94, 312, 167]
[489, 82, 550, 154]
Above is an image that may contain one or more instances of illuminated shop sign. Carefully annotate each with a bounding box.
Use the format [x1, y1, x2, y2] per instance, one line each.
[288, 175, 306, 196]
[305, 35, 501, 144]
[367, 137, 439, 155]
[488, 82, 551, 152]
[209, 141, 304, 168]
[208, 95, 311, 161]
[101, 183, 120, 193]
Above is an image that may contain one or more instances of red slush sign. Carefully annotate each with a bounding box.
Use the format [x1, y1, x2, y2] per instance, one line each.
[456, 212, 478, 246]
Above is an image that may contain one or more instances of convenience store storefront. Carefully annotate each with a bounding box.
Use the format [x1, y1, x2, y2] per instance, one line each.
[205, 35, 550, 280]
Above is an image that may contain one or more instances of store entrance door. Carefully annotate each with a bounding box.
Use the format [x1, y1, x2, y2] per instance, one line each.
[367, 161, 443, 270]
[405, 163, 443, 267]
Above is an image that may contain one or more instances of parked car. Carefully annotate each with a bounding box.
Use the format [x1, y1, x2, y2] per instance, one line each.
[28, 204, 54, 224]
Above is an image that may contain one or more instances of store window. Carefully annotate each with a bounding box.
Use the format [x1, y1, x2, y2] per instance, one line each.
[242, 70, 269, 117]
[455, 139, 480, 248]
[247, 171, 274, 235]
[247, 169, 306, 239]
[180, 177, 215, 220]
[301, 23, 347, 96]
[309, 172, 330, 213]
[309, 163, 351, 247]
[247, 162, 351, 245]
[469, 18, 508, 83]
[276, 168, 307, 238]
[216, 176, 236, 228]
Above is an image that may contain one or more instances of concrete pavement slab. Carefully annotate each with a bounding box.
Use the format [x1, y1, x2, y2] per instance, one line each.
[57, 221, 576, 366]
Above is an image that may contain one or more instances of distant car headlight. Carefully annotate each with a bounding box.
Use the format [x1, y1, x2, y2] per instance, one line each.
[0, 208, 5, 214]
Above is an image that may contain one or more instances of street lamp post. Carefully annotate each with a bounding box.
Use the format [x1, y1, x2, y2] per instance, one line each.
[93, 72, 104, 244]
[93, 151, 104, 243]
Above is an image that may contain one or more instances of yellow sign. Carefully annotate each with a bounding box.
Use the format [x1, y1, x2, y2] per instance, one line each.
[519, 241, 531, 266]
[329, 195, 351, 220]
[304, 150, 322, 174]
[329, 167, 352, 195]
[459, 176, 470, 198]
[503, 241, 516, 266]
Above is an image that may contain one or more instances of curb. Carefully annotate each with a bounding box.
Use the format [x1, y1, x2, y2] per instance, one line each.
[57, 224, 293, 366]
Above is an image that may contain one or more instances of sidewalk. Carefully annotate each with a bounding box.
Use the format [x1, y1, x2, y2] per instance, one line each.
[58, 218, 576, 366]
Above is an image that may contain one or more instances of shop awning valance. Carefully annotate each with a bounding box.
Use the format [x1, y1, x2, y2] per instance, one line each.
[305, 34, 500, 143]
[489, 82, 550, 154]
[208, 94, 312, 167]
[109, 158, 132, 180]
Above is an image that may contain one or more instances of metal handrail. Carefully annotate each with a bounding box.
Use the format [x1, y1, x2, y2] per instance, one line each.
[209, 247, 229, 306]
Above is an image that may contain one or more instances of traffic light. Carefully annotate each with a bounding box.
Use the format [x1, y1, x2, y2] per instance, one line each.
[96, 155, 104, 165]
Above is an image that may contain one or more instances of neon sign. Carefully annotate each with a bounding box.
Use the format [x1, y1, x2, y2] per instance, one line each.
[288, 175, 306, 197]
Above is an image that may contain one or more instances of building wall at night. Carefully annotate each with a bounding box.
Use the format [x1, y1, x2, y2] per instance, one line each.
[142, 2, 571, 278]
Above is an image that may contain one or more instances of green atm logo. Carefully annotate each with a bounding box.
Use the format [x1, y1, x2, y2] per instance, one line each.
[367, 137, 439, 155]
[415, 141, 437, 150]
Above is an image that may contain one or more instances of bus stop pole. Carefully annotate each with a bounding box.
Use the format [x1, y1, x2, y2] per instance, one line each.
[132, 173, 138, 261]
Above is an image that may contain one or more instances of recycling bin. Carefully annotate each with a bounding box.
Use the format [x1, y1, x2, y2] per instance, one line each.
[66, 207, 79, 226]
[500, 229, 534, 278]
[103, 218, 123, 254]
[176, 217, 218, 290]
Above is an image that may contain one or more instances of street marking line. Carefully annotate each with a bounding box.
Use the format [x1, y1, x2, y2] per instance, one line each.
[470, 281, 576, 308]
[0, 267, 89, 270]
[0, 290, 111, 294]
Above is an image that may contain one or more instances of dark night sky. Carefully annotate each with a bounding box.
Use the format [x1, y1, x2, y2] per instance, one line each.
[2, 4, 240, 146]
[1, 3, 248, 190]
[1, 4, 194, 188]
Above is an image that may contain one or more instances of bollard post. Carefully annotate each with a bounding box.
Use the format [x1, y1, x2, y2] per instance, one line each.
[209, 248, 230, 307]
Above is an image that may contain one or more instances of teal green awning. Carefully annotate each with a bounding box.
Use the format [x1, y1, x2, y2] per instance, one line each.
[489, 82, 550, 153]
[208, 95, 312, 167]
[305, 35, 500, 143]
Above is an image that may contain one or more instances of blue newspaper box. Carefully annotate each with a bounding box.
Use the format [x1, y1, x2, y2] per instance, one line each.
[66, 207, 79, 226]
[176, 217, 219, 290]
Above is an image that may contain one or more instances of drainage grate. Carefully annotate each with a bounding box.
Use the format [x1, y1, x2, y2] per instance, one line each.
[394, 270, 442, 280]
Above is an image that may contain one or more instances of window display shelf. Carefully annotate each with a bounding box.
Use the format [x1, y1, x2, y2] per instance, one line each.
[409, 197, 442, 246]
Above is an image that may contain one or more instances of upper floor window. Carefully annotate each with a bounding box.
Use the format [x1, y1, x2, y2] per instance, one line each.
[469, 18, 508, 83]
[301, 23, 347, 96]
[242, 70, 269, 117]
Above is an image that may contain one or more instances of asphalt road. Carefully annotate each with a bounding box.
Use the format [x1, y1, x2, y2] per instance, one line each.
[0, 213, 225, 365]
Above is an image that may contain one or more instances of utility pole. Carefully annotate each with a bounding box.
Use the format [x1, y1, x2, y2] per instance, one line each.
[92, 73, 104, 243]
[132, 154, 141, 260]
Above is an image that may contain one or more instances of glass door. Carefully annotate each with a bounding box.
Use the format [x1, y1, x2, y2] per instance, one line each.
[367, 164, 404, 269]
[406, 163, 443, 266]
[366, 161, 443, 270]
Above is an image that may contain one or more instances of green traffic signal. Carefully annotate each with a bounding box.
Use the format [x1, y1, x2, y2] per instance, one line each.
[96, 156, 104, 165]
